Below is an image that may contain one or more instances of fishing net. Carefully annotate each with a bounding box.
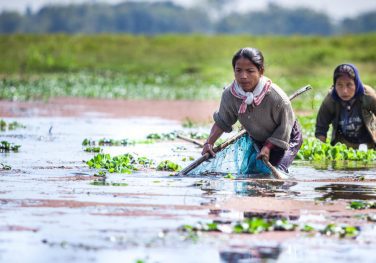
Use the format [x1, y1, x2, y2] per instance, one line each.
[187, 134, 272, 177]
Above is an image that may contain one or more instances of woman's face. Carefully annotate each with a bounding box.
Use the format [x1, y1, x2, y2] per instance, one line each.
[234, 57, 263, 92]
[335, 75, 356, 101]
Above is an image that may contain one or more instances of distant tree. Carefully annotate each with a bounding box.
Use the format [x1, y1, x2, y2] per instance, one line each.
[216, 3, 334, 35]
[0, 2, 374, 35]
[341, 11, 376, 33]
[0, 11, 23, 33]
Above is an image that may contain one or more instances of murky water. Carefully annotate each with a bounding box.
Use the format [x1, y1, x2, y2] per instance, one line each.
[1, 117, 376, 263]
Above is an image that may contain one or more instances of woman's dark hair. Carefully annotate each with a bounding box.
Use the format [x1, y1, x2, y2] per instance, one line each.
[333, 64, 356, 84]
[232, 47, 264, 71]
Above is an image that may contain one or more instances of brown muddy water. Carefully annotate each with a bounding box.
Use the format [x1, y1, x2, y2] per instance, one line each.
[1, 117, 376, 263]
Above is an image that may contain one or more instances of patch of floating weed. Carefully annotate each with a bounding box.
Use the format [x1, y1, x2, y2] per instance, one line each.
[0, 141, 21, 152]
[180, 218, 359, 239]
[181, 156, 195, 162]
[82, 138, 136, 146]
[156, 160, 182, 172]
[0, 119, 26, 132]
[348, 200, 376, 210]
[84, 147, 102, 153]
[86, 153, 154, 173]
[93, 171, 106, 177]
[296, 138, 376, 165]
[90, 180, 129, 187]
[224, 173, 235, 179]
[1, 163, 11, 170]
[146, 132, 177, 141]
[320, 223, 359, 238]
[188, 132, 209, 140]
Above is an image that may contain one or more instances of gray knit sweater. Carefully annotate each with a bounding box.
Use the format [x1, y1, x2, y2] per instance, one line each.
[213, 82, 295, 149]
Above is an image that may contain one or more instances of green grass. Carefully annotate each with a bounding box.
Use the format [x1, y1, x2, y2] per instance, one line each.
[1, 34, 375, 110]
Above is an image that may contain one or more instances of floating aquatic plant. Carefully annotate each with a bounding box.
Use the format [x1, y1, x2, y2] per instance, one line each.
[0, 163, 11, 170]
[348, 200, 376, 210]
[156, 160, 182, 172]
[146, 132, 177, 141]
[82, 138, 136, 146]
[224, 173, 235, 179]
[181, 156, 195, 162]
[0, 141, 21, 152]
[86, 153, 153, 173]
[180, 218, 359, 239]
[0, 119, 25, 132]
[90, 180, 129, 186]
[296, 138, 376, 162]
[320, 223, 359, 238]
[84, 147, 102, 153]
[188, 132, 209, 140]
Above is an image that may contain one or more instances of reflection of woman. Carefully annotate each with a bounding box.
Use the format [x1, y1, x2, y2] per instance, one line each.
[315, 64, 376, 149]
[202, 47, 303, 173]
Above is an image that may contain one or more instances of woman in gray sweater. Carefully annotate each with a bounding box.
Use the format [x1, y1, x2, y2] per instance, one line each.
[202, 47, 302, 173]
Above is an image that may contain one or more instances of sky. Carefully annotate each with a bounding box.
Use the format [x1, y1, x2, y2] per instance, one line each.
[0, 0, 375, 21]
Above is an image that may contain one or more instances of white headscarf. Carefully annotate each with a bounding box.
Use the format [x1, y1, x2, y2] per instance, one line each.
[230, 76, 271, 113]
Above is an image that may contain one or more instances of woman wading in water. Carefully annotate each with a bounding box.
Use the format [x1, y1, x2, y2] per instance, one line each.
[202, 47, 303, 173]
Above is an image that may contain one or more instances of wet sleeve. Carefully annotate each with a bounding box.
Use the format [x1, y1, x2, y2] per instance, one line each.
[267, 101, 294, 150]
[315, 95, 334, 138]
[213, 91, 238, 133]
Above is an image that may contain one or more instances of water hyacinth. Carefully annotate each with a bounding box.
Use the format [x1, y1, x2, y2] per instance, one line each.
[348, 200, 376, 210]
[86, 153, 154, 173]
[179, 218, 359, 239]
[156, 160, 182, 172]
[296, 138, 376, 162]
[0, 141, 21, 152]
[82, 138, 136, 146]
[0, 119, 25, 131]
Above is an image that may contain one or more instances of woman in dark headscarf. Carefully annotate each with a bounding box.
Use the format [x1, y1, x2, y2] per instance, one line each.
[315, 63, 376, 149]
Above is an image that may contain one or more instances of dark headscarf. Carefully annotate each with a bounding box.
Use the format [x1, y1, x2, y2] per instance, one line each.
[331, 63, 365, 101]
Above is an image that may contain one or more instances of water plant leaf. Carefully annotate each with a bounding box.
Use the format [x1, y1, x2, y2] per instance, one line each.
[156, 160, 182, 172]
[86, 153, 149, 173]
[0, 141, 21, 152]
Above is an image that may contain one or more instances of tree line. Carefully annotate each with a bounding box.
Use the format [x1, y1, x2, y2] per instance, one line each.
[0, 1, 375, 35]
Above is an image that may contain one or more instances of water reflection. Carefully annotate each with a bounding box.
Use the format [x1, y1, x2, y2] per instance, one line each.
[315, 184, 376, 200]
[234, 180, 299, 197]
[220, 246, 281, 262]
[310, 161, 376, 171]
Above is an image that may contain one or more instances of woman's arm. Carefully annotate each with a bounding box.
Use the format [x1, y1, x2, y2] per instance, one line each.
[201, 123, 224, 157]
[315, 94, 334, 140]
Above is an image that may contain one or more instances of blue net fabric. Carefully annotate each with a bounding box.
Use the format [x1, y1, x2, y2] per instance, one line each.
[188, 134, 271, 177]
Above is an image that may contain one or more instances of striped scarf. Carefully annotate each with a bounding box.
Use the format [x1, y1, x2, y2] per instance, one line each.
[230, 76, 271, 114]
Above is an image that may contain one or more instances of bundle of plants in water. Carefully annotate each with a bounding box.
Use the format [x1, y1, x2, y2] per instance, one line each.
[296, 138, 376, 163]
[0, 141, 21, 152]
[86, 153, 154, 173]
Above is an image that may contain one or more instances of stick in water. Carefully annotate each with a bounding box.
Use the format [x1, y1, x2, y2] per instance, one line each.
[177, 134, 205, 147]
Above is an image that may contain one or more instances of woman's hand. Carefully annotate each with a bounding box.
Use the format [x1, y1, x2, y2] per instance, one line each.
[202, 142, 215, 157]
[257, 145, 270, 162]
[201, 123, 224, 157]
[317, 135, 326, 143]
